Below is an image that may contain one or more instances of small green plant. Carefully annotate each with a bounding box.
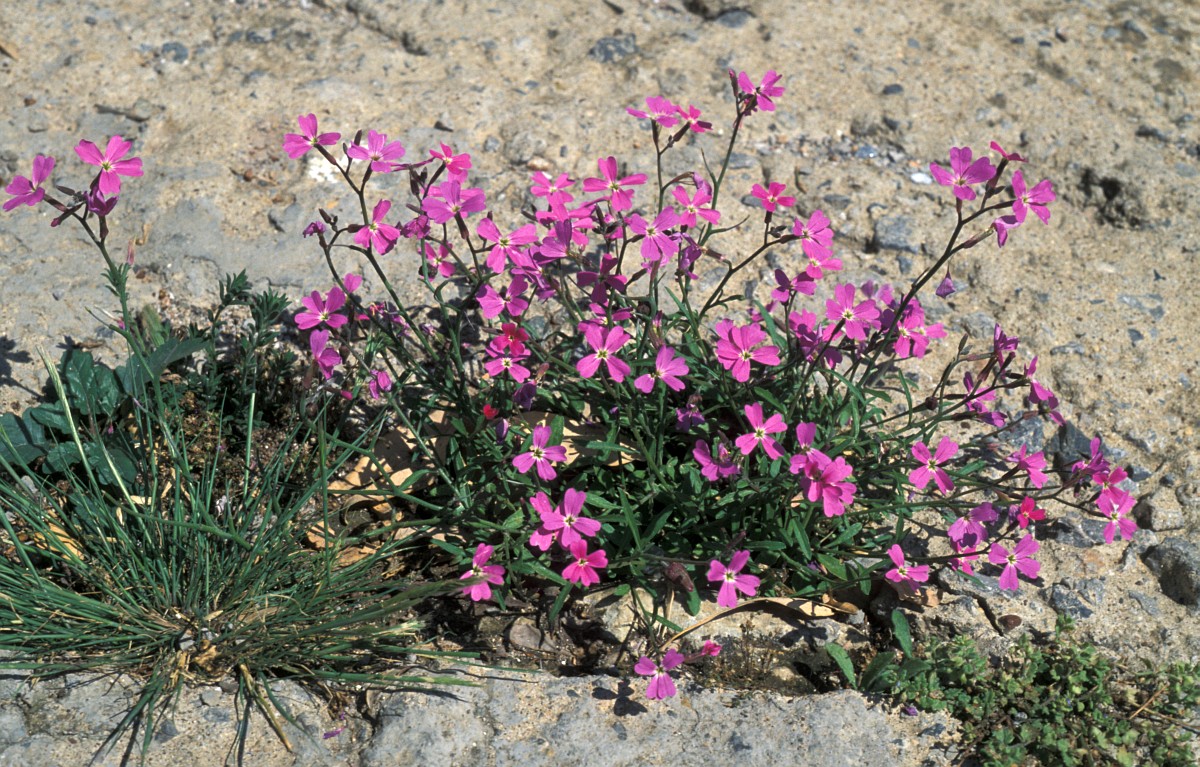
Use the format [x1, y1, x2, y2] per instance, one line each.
[836, 612, 1200, 766]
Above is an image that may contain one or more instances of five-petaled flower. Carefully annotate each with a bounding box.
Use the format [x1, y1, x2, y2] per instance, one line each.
[460, 543, 505, 602]
[707, 550, 760, 608]
[885, 544, 930, 589]
[750, 181, 795, 213]
[988, 534, 1041, 591]
[354, 199, 400, 254]
[562, 541, 608, 587]
[347, 129, 405, 173]
[582, 156, 647, 212]
[929, 146, 995, 201]
[1011, 170, 1055, 224]
[528, 489, 602, 551]
[1098, 491, 1137, 544]
[3, 154, 54, 211]
[577, 324, 632, 382]
[735, 402, 787, 460]
[282, 113, 340, 159]
[513, 425, 567, 481]
[824, 283, 880, 342]
[909, 437, 958, 495]
[735, 70, 784, 113]
[634, 346, 689, 394]
[75, 136, 143, 197]
[635, 648, 685, 700]
[714, 320, 780, 382]
[296, 286, 348, 330]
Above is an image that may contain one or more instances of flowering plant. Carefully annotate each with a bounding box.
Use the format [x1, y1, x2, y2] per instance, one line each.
[2, 70, 1138, 709]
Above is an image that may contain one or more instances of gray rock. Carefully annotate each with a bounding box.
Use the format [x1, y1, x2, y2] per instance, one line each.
[872, 215, 918, 253]
[1142, 537, 1200, 611]
[588, 34, 638, 64]
[1135, 489, 1185, 531]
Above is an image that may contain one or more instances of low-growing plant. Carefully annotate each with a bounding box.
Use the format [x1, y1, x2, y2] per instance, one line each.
[859, 612, 1200, 766]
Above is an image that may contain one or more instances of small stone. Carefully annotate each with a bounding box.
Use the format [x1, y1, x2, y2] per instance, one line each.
[1135, 489, 1185, 531]
[910, 171, 932, 184]
[588, 34, 638, 64]
[161, 41, 188, 63]
[882, 83, 904, 95]
[854, 144, 878, 159]
[872, 215, 917, 253]
[1142, 537, 1200, 611]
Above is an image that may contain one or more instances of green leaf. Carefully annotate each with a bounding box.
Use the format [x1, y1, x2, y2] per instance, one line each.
[685, 586, 701, 616]
[0, 412, 47, 463]
[117, 337, 206, 393]
[60, 348, 122, 416]
[826, 643, 856, 688]
[892, 609, 914, 657]
[501, 508, 524, 531]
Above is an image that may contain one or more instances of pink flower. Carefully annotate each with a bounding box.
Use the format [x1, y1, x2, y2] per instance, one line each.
[793, 210, 839, 274]
[635, 648, 685, 700]
[423, 181, 486, 224]
[750, 182, 795, 213]
[672, 184, 720, 229]
[634, 346, 689, 394]
[824, 283, 880, 342]
[1098, 491, 1137, 544]
[929, 146, 995, 201]
[707, 550, 760, 608]
[477, 218, 538, 273]
[885, 544, 930, 587]
[576, 324, 632, 382]
[74, 136, 143, 197]
[483, 344, 531, 383]
[714, 320, 780, 382]
[282, 113, 340, 159]
[627, 208, 680, 267]
[3, 154, 54, 211]
[430, 142, 472, 181]
[1011, 170, 1055, 224]
[735, 402, 787, 460]
[909, 437, 958, 495]
[562, 541, 608, 587]
[989, 141, 1026, 163]
[582, 156, 647, 212]
[309, 330, 341, 380]
[1008, 445, 1048, 489]
[296, 286, 348, 330]
[892, 302, 945, 359]
[675, 104, 712, 133]
[947, 503, 997, 549]
[993, 214, 1020, 248]
[367, 369, 392, 400]
[460, 543, 505, 602]
[802, 452, 858, 517]
[354, 199, 400, 254]
[494, 323, 530, 355]
[788, 423, 820, 475]
[627, 96, 680, 128]
[735, 70, 784, 113]
[530, 172, 575, 207]
[694, 439, 740, 482]
[423, 242, 455, 279]
[346, 129, 405, 173]
[1011, 496, 1046, 529]
[477, 274, 530, 319]
[529, 489, 602, 551]
[988, 534, 1040, 591]
[513, 425, 567, 481]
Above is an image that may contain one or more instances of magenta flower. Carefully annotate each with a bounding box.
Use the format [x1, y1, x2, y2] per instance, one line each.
[672, 184, 720, 229]
[707, 550, 760, 608]
[1011, 496, 1046, 529]
[477, 218, 539, 273]
[483, 344, 531, 383]
[634, 346, 689, 394]
[675, 401, 705, 432]
[627, 208, 680, 267]
[346, 129, 405, 173]
[430, 142, 472, 181]
[1007, 445, 1048, 489]
[282, 113, 340, 159]
[750, 182, 795, 213]
[989, 141, 1026, 163]
[893, 303, 946, 359]
[824, 283, 880, 342]
[530, 489, 601, 551]
[366, 369, 392, 400]
[74, 136, 143, 197]
[582, 156, 647, 212]
[1011, 170, 1055, 224]
[296, 286, 348, 330]
[694, 439, 740, 482]
[477, 274, 530, 319]
[735, 70, 784, 113]
[562, 541, 608, 587]
[309, 330, 341, 380]
[675, 103, 712, 133]
[714, 320, 780, 382]
[929, 146, 995, 201]
[988, 534, 1041, 591]
[788, 423, 820, 475]
[735, 402, 787, 460]
[635, 648, 685, 700]
[460, 543, 505, 602]
[530, 172, 576, 207]
[3, 155, 54, 211]
[909, 437, 958, 495]
[422, 181, 487, 224]
[947, 502, 998, 549]
[513, 425, 567, 481]
[793, 209, 835, 265]
[576, 324, 632, 382]
[802, 452, 858, 517]
[885, 544, 930, 587]
[354, 199, 401, 254]
[626, 95, 680, 127]
[1098, 491, 1137, 544]
[993, 214, 1020, 248]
